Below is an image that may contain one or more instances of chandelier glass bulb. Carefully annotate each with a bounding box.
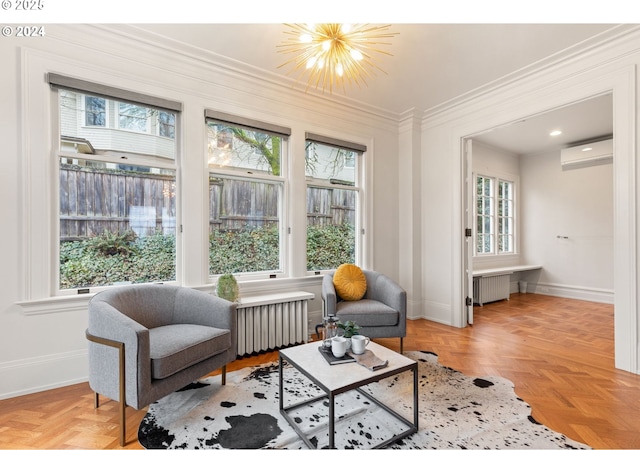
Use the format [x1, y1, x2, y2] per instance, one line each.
[277, 23, 397, 93]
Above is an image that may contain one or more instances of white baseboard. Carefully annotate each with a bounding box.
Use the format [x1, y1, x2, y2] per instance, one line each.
[514, 281, 614, 304]
[421, 300, 452, 325]
[0, 349, 88, 400]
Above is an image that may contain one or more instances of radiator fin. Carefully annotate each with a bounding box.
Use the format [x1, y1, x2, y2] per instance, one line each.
[236, 299, 308, 356]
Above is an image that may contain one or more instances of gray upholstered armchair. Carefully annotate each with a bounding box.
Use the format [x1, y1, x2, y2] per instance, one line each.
[321, 270, 407, 353]
[86, 284, 237, 446]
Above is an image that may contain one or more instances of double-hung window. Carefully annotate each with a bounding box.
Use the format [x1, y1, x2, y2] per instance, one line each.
[51, 74, 180, 292]
[475, 174, 515, 255]
[205, 110, 290, 278]
[305, 133, 365, 271]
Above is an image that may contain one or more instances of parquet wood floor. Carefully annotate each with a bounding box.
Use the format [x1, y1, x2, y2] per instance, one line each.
[1, 293, 638, 449]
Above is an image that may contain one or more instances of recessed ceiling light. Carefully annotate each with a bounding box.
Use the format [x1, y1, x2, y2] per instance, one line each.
[549, 130, 562, 136]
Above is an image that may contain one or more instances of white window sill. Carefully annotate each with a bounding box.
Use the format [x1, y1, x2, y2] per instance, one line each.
[16, 294, 93, 316]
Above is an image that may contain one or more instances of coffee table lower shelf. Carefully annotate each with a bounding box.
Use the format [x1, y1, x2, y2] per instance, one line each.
[278, 342, 418, 449]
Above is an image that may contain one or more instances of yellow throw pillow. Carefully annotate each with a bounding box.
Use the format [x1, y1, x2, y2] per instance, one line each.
[333, 264, 367, 301]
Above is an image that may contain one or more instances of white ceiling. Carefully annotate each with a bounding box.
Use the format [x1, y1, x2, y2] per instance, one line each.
[473, 94, 613, 154]
[127, 23, 617, 153]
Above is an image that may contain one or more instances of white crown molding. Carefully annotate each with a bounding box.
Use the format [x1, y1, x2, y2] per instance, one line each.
[422, 24, 640, 123]
[53, 24, 404, 124]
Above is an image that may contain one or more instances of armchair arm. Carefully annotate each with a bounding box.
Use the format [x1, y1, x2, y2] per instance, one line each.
[369, 273, 407, 315]
[87, 299, 150, 409]
[321, 274, 338, 316]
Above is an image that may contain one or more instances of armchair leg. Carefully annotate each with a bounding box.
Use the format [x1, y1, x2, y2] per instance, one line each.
[119, 396, 126, 447]
[94, 392, 99, 409]
[221, 365, 227, 385]
[400, 337, 404, 354]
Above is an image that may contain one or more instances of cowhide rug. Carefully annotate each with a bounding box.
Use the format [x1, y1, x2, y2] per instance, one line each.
[138, 351, 589, 449]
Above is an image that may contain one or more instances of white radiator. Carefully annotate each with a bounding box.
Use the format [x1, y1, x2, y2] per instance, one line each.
[473, 275, 510, 305]
[236, 292, 312, 356]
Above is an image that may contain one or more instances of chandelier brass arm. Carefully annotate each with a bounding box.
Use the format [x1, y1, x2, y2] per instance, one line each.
[277, 23, 397, 93]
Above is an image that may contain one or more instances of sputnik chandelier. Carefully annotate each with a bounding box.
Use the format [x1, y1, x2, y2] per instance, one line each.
[277, 23, 397, 93]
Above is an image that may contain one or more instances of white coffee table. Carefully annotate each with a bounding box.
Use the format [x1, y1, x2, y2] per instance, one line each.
[278, 341, 418, 449]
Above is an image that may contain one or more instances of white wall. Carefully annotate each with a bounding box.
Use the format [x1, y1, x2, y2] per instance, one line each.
[0, 24, 402, 398]
[520, 151, 614, 302]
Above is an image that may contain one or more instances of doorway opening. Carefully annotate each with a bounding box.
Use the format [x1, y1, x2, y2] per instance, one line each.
[463, 94, 614, 335]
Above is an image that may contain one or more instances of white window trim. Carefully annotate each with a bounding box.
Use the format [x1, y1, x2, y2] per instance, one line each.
[19, 59, 188, 312]
[55, 88, 180, 296]
[17, 56, 372, 314]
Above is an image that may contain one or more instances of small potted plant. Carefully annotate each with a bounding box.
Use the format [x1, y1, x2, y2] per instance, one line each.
[337, 320, 360, 338]
[216, 273, 239, 302]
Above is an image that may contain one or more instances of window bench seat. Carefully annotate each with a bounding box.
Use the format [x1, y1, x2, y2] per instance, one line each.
[472, 264, 542, 277]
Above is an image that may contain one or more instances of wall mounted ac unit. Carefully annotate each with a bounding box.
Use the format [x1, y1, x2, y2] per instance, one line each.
[561, 138, 613, 170]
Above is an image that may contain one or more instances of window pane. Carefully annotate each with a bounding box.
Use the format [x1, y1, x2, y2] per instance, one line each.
[207, 121, 282, 175]
[500, 180, 512, 199]
[485, 235, 493, 253]
[305, 142, 356, 185]
[484, 177, 491, 194]
[483, 198, 491, 215]
[159, 111, 176, 139]
[60, 90, 176, 160]
[59, 159, 176, 289]
[58, 89, 177, 290]
[305, 137, 359, 271]
[208, 176, 281, 275]
[498, 234, 513, 253]
[85, 96, 105, 126]
[119, 103, 148, 132]
[306, 186, 356, 270]
[498, 180, 514, 253]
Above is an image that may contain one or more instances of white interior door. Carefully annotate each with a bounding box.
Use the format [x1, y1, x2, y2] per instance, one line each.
[463, 138, 474, 325]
